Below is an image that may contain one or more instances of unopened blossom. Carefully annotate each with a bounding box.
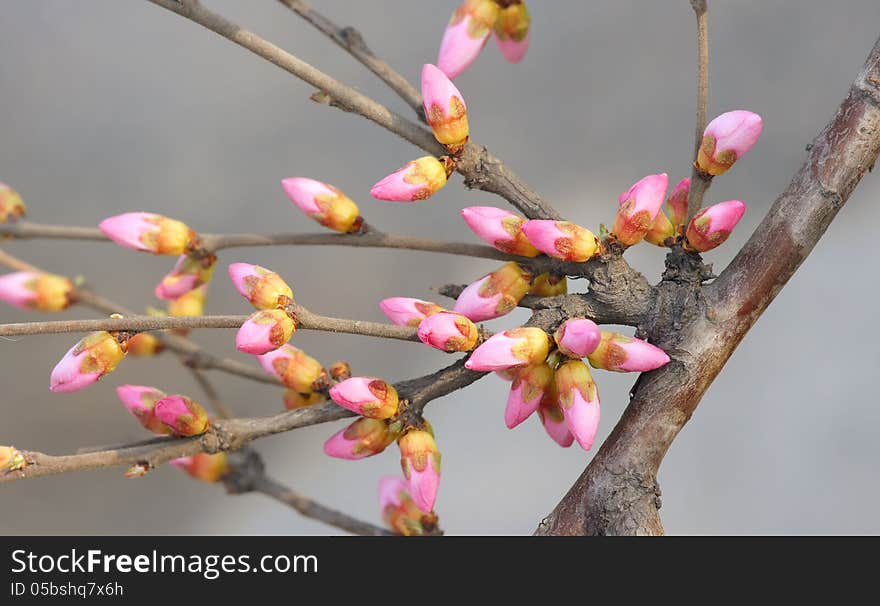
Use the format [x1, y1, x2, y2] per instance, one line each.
[329, 376, 399, 419]
[554, 318, 601, 359]
[437, 0, 499, 79]
[329, 360, 351, 382]
[465, 326, 551, 371]
[0, 445, 26, 471]
[379, 476, 433, 536]
[537, 385, 574, 448]
[99, 212, 196, 255]
[613, 173, 669, 246]
[380, 297, 445, 327]
[167, 284, 206, 319]
[155, 254, 215, 301]
[399, 429, 442, 513]
[587, 331, 670, 373]
[0, 271, 73, 312]
[529, 273, 567, 297]
[422, 63, 469, 152]
[283, 389, 325, 410]
[644, 208, 675, 247]
[0, 182, 26, 223]
[171, 453, 230, 483]
[323, 417, 399, 460]
[493, 1, 531, 63]
[257, 344, 327, 393]
[50, 331, 127, 393]
[417, 311, 479, 352]
[228, 263, 293, 311]
[666, 177, 690, 227]
[235, 309, 296, 355]
[281, 177, 363, 233]
[555, 359, 601, 451]
[460, 206, 539, 257]
[116, 384, 170, 434]
[696, 110, 763, 176]
[371, 156, 451, 202]
[521, 220, 599, 262]
[505, 362, 553, 429]
[685, 200, 746, 252]
[125, 332, 163, 357]
[453, 262, 531, 321]
[153, 395, 209, 437]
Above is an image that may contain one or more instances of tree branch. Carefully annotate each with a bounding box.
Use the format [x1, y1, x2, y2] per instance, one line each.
[687, 0, 711, 220]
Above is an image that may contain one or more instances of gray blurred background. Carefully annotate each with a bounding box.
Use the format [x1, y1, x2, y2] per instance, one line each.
[1, 1, 878, 535]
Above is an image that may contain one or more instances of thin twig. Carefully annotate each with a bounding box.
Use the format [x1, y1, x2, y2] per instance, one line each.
[687, 0, 711, 221]
[189, 368, 234, 419]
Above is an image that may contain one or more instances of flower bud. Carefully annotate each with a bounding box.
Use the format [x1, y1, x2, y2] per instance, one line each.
[460, 206, 540, 257]
[684, 200, 746, 253]
[99, 212, 196, 255]
[505, 362, 553, 429]
[380, 297, 445, 327]
[537, 387, 574, 448]
[257, 344, 327, 392]
[155, 254, 216, 301]
[437, 0, 498, 79]
[417, 311, 479, 352]
[167, 285, 207, 319]
[422, 63, 469, 152]
[283, 389, 325, 410]
[529, 273, 567, 297]
[323, 417, 398, 460]
[465, 326, 551, 371]
[666, 177, 690, 228]
[171, 453, 229, 483]
[0, 182, 26, 223]
[398, 429, 442, 513]
[696, 110, 763, 176]
[228, 263, 294, 311]
[452, 262, 531, 321]
[281, 177, 363, 233]
[50, 331, 126, 393]
[329, 376, 399, 419]
[125, 332, 164, 357]
[0, 445, 26, 471]
[587, 331, 670, 373]
[329, 360, 351, 381]
[644, 209, 676, 247]
[371, 156, 451, 202]
[554, 318, 601, 358]
[521, 220, 599, 262]
[235, 309, 296, 355]
[0, 271, 73, 312]
[124, 463, 149, 479]
[555, 359, 600, 451]
[493, 1, 531, 63]
[613, 173, 669, 246]
[116, 384, 171, 434]
[154, 395, 209, 437]
[379, 476, 431, 536]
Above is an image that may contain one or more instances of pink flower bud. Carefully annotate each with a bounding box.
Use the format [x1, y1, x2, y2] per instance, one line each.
[465, 326, 551, 371]
[417, 311, 479, 352]
[537, 390, 574, 448]
[452, 262, 531, 321]
[529, 273, 567, 297]
[380, 297, 445, 327]
[685, 200, 746, 252]
[257, 344, 326, 393]
[555, 359, 601, 451]
[613, 173, 669, 246]
[228, 263, 294, 310]
[323, 417, 398, 460]
[116, 384, 171, 434]
[153, 394, 209, 437]
[371, 156, 451, 202]
[398, 429, 442, 513]
[521, 220, 600, 262]
[588, 331, 671, 373]
[379, 475, 408, 512]
[281, 177, 362, 233]
[422, 63, 469, 152]
[696, 110, 763, 176]
[493, 1, 531, 63]
[235, 309, 296, 355]
[0, 182, 26, 223]
[505, 363, 553, 429]
[170, 452, 229, 483]
[329, 376, 400, 419]
[437, 0, 498, 79]
[379, 475, 432, 536]
[666, 177, 690, 227]
[99, 212, 196, 255]
[50, 331, 126, 393]
[553, 318, 601, 358]
[0, 271, 73, 312]
[460, 206, 539, 257]
[155, 254, 216, 301]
